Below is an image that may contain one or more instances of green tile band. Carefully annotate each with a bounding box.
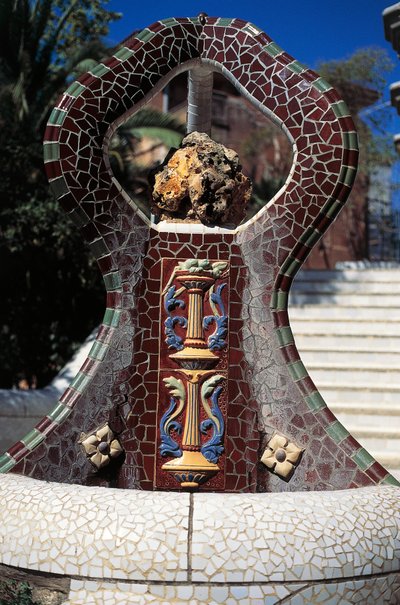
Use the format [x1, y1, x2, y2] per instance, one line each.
[312, 78, 333, 93]
[114, 46, 135, 61]
[160, 17, 178, 27]
[287, 360, 308, 381]
[103, 271, 122, 291]
[103, 308, 121, 328]
[48, 402, 73, 423]
[91, 63, 111, 78]
[47, 108, 67, 127]
[326, 420, 350, 444]
[271, 290, 288, 310]
[43, 142, 60, 162]
[288, 61, 307, 74]
[342, 131, 359, 150]
[243, 23, 263, 36]
[22, 429, 45, 450]
[135, 29, 156, 43]
[381, 474, 400, 487]
[338, 165, 357, 188]
[65, 81, 86, 98]
[324, 199, 343, 219]
[305, 391, 326, 412]
[217, 17, 234, 26]
[70, 371, 92, 394]
[281, 256, 301, 277]
[332, 100, 351, 118]
[351, 448, 376, 471]
[49, 176, 68, 198]
[299, 228, 321, 248]
[0, 453, 16, 473]
[276, 326, 295, 347]
[263, 42, 283, 58]
[88, 340, 109, 361]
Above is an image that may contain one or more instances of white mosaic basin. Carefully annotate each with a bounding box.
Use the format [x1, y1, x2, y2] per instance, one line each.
[0, 475, 399, 604]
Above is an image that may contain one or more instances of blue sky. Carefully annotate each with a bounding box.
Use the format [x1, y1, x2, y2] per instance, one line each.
[107, 0, 393, 67]
[106, 0, 400, 134]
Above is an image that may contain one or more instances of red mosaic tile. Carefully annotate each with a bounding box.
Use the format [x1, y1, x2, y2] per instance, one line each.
[7, 16, 379, 494]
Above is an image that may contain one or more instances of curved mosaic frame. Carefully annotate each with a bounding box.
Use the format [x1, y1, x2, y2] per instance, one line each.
[0, 15, 397, 487]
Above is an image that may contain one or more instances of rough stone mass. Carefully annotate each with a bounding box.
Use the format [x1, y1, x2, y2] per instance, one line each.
[150, 132, 252, 226]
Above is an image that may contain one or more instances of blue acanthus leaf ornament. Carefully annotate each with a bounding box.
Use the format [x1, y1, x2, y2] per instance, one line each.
[203, 283, 228, 351]
[200, 375, 225, 463]
[159, 377, 185, 458]
[164, 285, 187, 350]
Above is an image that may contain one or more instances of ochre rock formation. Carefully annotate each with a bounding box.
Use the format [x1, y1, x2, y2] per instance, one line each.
[150, 132, 252, 226]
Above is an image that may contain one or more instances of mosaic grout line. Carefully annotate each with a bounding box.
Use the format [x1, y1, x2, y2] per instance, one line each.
[1, 13, 397, 492]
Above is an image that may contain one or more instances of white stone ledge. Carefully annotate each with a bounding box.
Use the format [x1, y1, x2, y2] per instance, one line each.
[0, 475, 189, 581]
[64, 575, 400, 604]
[0, 474, 398, 587]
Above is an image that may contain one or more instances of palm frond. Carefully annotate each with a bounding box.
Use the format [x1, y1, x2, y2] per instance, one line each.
[122, 108, 186, 134]
[129, 127, 183, 150]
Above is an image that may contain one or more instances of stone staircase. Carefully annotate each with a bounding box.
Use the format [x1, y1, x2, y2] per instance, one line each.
[289, 268, 400, 479]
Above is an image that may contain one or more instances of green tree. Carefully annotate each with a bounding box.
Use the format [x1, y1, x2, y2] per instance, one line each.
[0, 0, 121, 131]
[0, 579, 40, 605]
[316, 47, 397, 262]
[0, 1, 121, 387]
[0, 1, 187, 388]
[109, 108, 186, 215]
[317, 47, 396, 171]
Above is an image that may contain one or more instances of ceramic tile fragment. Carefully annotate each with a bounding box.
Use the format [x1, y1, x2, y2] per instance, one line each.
[0, 474, 189, 581]
[191, 487, 400, 583]
[3, 14, 389, 494]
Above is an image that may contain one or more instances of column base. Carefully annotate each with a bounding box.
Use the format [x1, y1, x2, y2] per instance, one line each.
[162, 450, 219, 488]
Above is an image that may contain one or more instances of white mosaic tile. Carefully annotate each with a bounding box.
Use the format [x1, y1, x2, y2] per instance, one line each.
[0, 474, 399, 603]
[191, 486, 400, 583]
[64, 579, 304, 604]
[0, 474, 189, 581]
[285, 573, 400, 604]
[63, 576, 400, 604]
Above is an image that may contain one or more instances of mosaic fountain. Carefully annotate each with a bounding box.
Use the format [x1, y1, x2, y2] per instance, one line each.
[0, 14, 399, 605]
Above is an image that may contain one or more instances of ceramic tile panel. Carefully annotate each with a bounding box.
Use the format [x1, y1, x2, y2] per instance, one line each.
[0, 15, 397, 491]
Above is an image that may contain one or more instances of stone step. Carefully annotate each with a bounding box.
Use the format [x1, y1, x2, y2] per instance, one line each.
[289, 316, 400, 335]
[294, 334, 400, 351]
[293, 280, 400, 294]
[316, 382, 400, 404]
[300, 349, 400, 365]
[290, 269, 400, 476]
[367, 452, 400, 471]
[335, 412, 400, 430]
[346, 431, 400, 456]
[290, 292, 400, 307]
[346, 426, 400, 440]
[331, 401, 400, 417]
[307, 364, 400, 386]
[293, 269, 400, 283]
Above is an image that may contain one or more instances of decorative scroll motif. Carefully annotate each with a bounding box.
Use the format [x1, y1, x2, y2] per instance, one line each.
[204, 284, 228, 351]
[164, 286, 187, 351]
[159, 377, 184, 458]
[158, 258, 229, 489]
[200, 375, 225, 463]
[261, 434, 304, 480]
